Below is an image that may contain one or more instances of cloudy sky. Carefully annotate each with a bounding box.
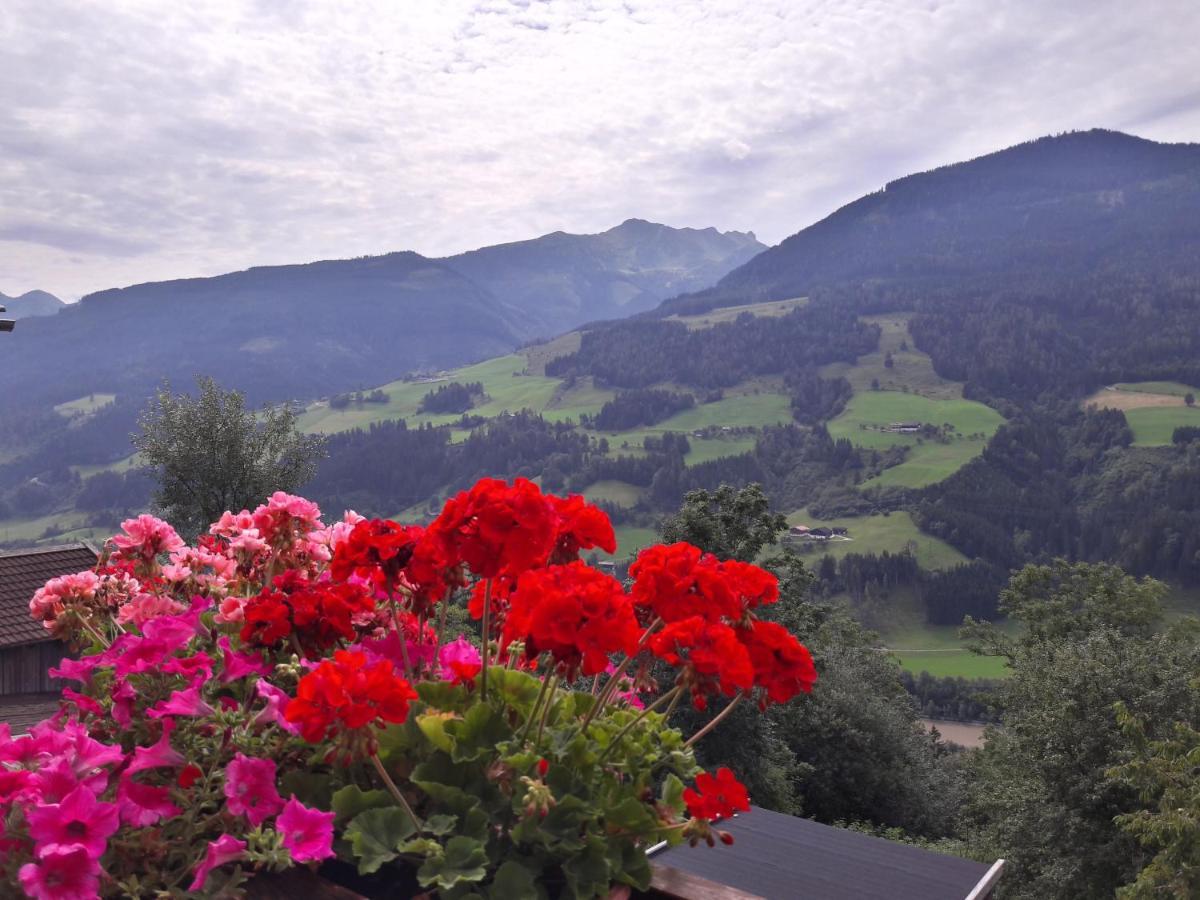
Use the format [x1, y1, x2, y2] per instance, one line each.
[3, 0, 1199, 300]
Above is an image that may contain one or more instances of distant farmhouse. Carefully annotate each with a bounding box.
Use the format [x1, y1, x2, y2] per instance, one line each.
[884, 421, 923, 433]
[0, 543, 98, 732]
[789, 525, 850, 541]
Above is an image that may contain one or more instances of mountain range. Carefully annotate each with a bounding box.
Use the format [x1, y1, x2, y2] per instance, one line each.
[0, 220, 761, 410]
[0, 290, 64, 319]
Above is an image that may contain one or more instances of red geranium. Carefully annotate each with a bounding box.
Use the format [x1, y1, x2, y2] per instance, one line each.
[649, 616, 754, 709]
[547, 495, 616, 564]
[718, 560, 779, 611]
[501, 562, 640, 677]
[427, 478, 557, 578]
[684, 767, 750, 821]
[630, 543, 741, 623]
[738, 619, 817, 707]
[285, 650, 417, 743]
[240, 579, 375, 655]
[331, 519, 422, 585]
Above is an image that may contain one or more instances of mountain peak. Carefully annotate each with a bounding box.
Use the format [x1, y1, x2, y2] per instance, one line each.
[0, 289, 64, 318]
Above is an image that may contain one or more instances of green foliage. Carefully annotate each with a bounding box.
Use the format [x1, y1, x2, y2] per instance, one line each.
[1107, 692, 1200, 899]
[133, 377, 325, 534]
[961, 562, 1200, 899]
[344, 669, 698, 899]
[660, 483, 787, 562]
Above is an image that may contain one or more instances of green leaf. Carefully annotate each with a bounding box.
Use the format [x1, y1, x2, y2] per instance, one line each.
[605, 796, 656, 832]
[346, 807, 418, 875]
[661, 773, 685, 813]
[418, 712, 459, 753]
[331, 784, 392, 823]
[488, 668, 544, 718]
[418, 680, 470, 712]
[489, 861, 540, 899]
[417, 836, 489, 889]
[446, 704, 513, 763]
[277, 771, 335, 810]
[424, 813, 459, 836]
[562, 838, 611, 900]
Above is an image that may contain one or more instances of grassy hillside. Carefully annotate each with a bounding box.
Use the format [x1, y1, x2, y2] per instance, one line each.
[785, 509, 967, 571]
[828, 391, 1005, 488]
[1084, 381, 1200, 445]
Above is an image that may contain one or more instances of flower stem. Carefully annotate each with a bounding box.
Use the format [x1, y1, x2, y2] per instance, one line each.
[684, 691, 745, 748]
[479, 579, 492, 702]
[597, 685, 683, 764]
[663, 684, 684, 721]
[581, 617, 662, 731]
[388, 585, 414, 681]
[535, 675, 559, 747]
[433, 586, 451, 662]
[519, 665, 554, 744]
[370, 752, 422, 833]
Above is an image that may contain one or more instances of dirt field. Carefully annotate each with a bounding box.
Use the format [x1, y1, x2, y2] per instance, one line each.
[1083, 387, 1187, 411]
[920, 719, 986, 749]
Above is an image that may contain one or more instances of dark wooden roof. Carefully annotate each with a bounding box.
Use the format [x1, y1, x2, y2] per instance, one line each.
[0, 543, 98, 648]
[0, 692, 62, 734]
[650, 806, 999, 900]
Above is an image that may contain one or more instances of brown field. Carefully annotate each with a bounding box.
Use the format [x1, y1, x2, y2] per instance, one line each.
[920, 719, 986, 749]
[1083, 387, 1187, 411]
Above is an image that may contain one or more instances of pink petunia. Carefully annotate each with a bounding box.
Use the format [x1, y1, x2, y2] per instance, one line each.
[223, 753, 284, 827]
[188, 834, 247, 892]
[110, 677, 136, 729]
[47, 656, 102, 684]
[117, 776, 181, 826]
[127, 719, 185, 774]
[26, 784, 119, 859]
[146, 683, 215, 719]
[217, 636, 272, 682]
[19, 844, 101, 900]
[253, 680, 299, 734]
[276, 796, 335, 863]
[161, 651, 214, 683]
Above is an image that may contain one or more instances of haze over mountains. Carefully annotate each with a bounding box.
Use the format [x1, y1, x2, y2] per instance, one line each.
[0, 220, 761, 409]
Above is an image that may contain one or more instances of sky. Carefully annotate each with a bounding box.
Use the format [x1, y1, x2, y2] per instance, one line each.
[3, 0, 1199, 300]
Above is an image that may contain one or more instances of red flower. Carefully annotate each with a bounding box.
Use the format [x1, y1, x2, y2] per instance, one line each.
[684, 768, 749, 822]
[649, 616, 754, 709]
[548, 494, 616, 564]
[240, 579, 375, 655]
[285, 650, 417, 743]
[718, 560, 779, 610]
[630, 543, 742, 623]
[501, 562, 640, 677]
[738, 619, 817, 707]
[427, 478, 557, 578]
[331, 519, 422, 585]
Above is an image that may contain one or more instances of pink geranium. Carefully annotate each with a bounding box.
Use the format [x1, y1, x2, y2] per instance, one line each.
[115, 592, 186, 628]
[29, 571, 100, 626]
[439, 635, 483, 685]
[111, 514, 185, 563]
[252, 492, 323, 544]
[223, 753, 284, 826]
[188, 834, 247, 892]
[276, 797, 335, 862]
[26, 784, 119, 859]
[18, 844, 101, 900]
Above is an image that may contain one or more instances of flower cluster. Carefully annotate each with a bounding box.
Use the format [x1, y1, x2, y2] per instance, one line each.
[4, 477, 818, 899]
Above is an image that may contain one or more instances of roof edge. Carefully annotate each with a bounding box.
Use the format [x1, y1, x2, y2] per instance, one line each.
[0, 542, 99, 559]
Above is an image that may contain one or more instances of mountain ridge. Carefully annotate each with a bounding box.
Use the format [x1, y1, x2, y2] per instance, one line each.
[0, 289, 64, 319]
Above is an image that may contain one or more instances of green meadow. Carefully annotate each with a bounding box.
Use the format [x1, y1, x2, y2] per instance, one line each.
[1125, 406, 1200, 445]
[54, 393, 117, 418]
[785, 508, 967, 572]
[828, 391, 1005, 488]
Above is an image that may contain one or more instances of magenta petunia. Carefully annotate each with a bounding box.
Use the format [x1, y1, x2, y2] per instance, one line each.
[223, 753, 284, 827]
[18, 844, 102, 900]
[253, 680, 299, 735]
[276, 796, 335, 862]
[126, 719, 185, 774]
[146, 683, 215, 719]
[26, 784, 119, 859]
[218, 636, 273, 682]
[188, 834, 247, 892]
[117, 775, 181, 826]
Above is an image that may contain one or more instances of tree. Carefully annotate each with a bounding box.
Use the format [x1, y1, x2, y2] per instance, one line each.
[133, 377, 326, 535]
[659, 483, 787, 561]
[961, 561, 1200, 899]
[1186, 391, 1195, 407]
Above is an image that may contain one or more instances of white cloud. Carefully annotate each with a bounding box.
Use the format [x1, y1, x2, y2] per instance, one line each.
[1, 0, 1198, 298]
